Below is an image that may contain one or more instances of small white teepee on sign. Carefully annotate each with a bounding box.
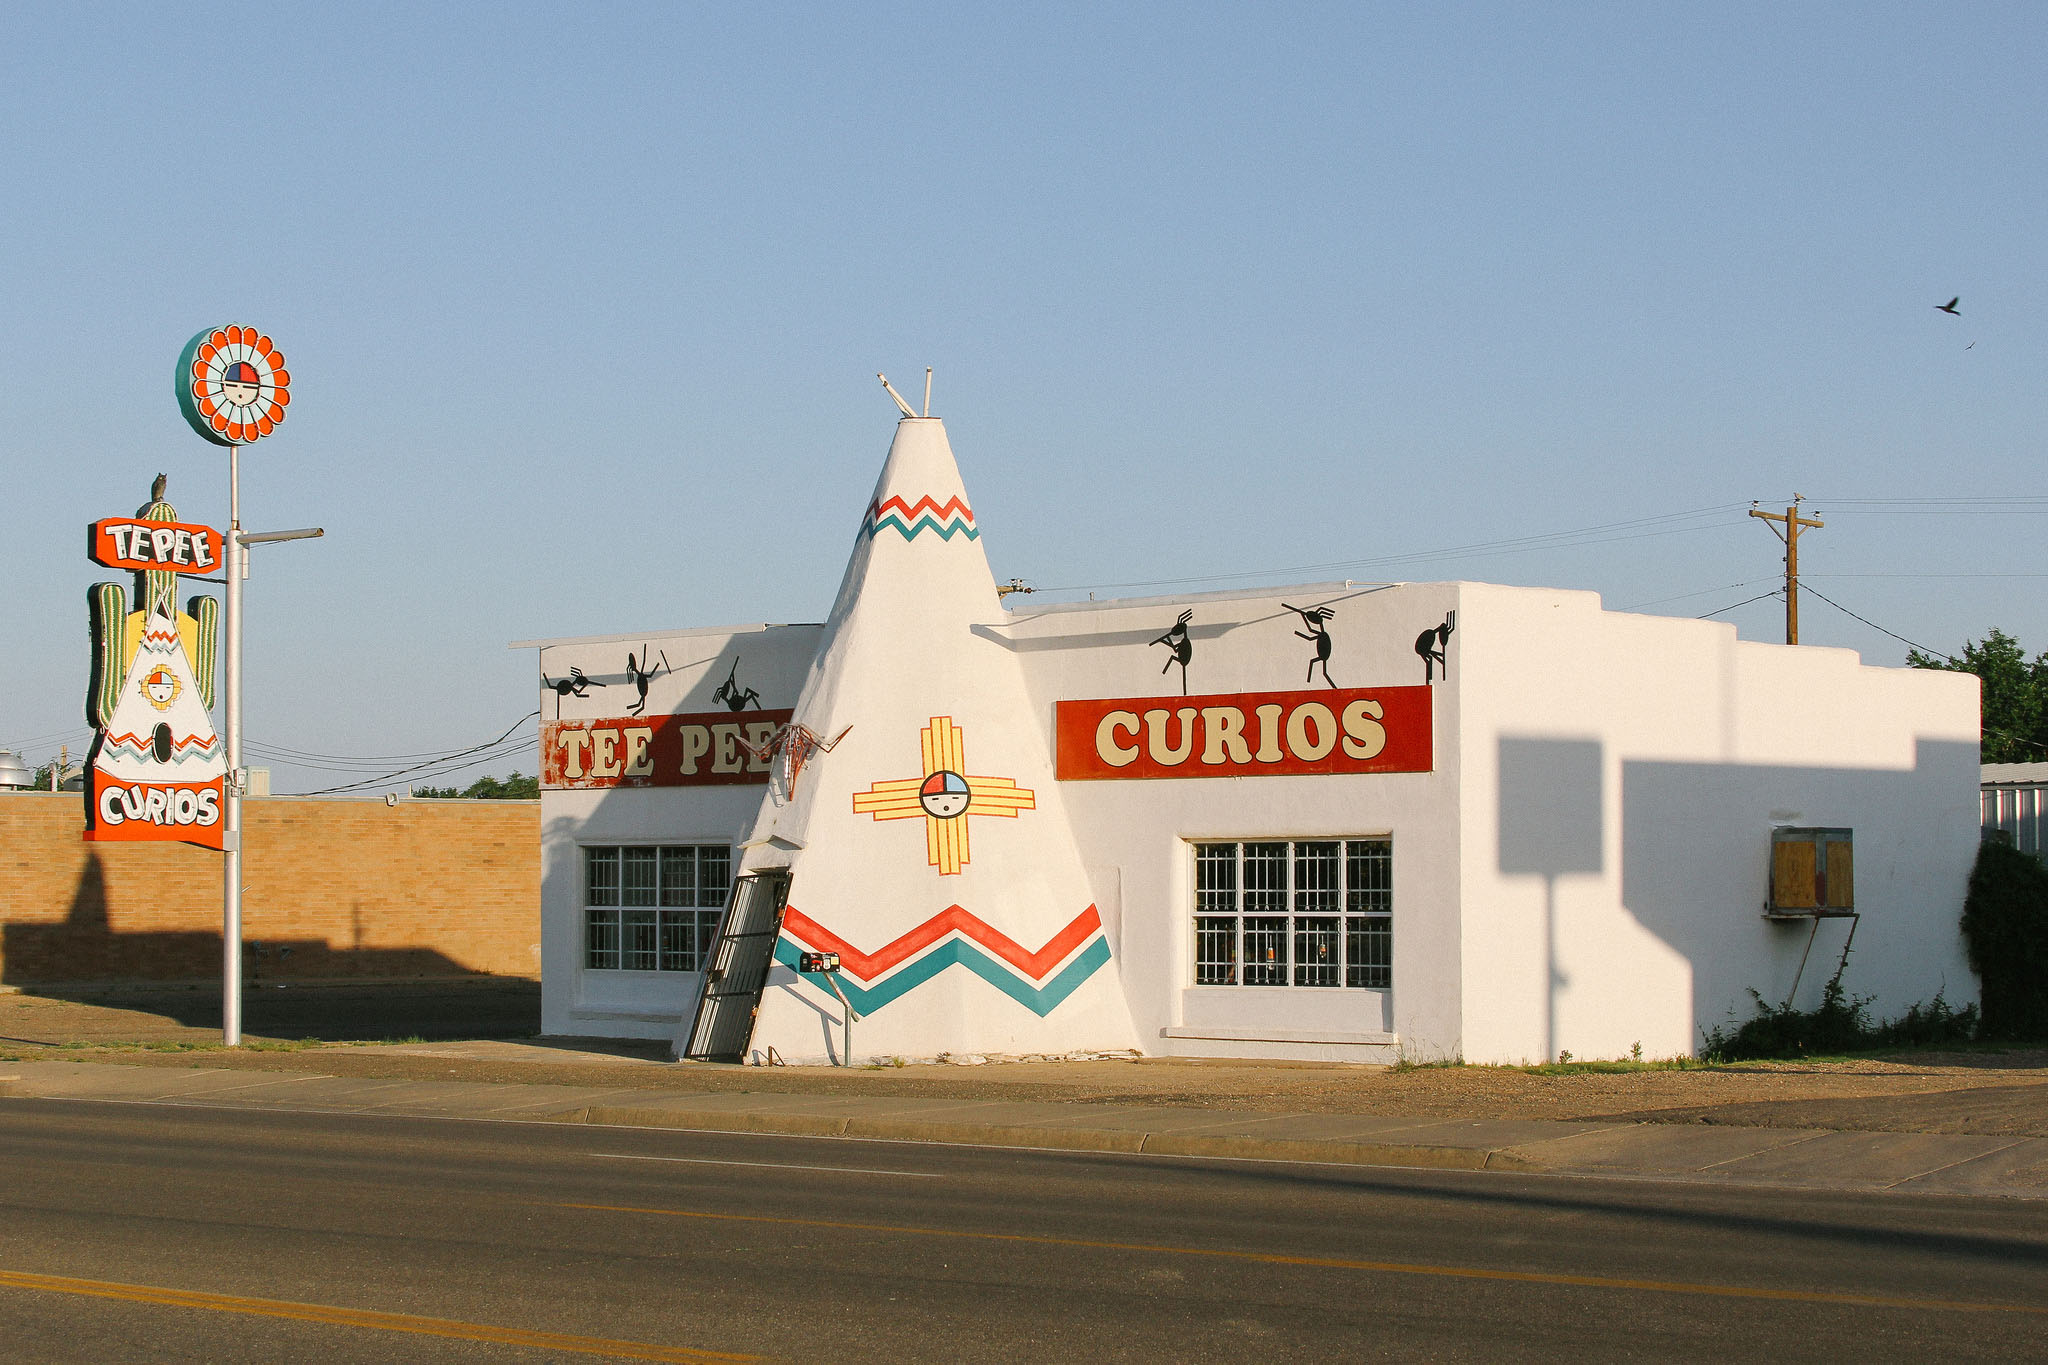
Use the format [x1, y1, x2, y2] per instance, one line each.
[714, 412, 1139, 1063]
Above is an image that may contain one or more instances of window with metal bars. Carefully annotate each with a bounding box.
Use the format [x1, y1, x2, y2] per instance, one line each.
[1193, 839, 1391, 988]
[583, 844, 732, 971]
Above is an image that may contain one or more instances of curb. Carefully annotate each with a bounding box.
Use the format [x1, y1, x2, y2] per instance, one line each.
[567, 1104, 1543, 1172]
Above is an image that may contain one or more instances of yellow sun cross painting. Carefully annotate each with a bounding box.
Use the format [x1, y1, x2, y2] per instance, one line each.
[851, 716, 1036, 875]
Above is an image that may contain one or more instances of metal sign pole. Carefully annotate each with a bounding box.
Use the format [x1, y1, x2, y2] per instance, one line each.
[172, 324, 312, 1047]
[223, 440, 243, 1046]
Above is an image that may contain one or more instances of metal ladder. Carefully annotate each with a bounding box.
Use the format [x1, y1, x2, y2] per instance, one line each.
[680, 870, 791, 1062]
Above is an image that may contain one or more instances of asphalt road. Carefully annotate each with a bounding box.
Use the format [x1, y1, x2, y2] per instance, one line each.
[1, 1100, 2044, 1363]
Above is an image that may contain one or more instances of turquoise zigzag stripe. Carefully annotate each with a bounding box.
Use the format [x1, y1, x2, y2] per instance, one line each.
[862, 513, 980, 542]
[776, 935, 1112, 1017]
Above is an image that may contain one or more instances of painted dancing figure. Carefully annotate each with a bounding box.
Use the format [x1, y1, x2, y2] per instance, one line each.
[1284, 603, 1336, 688]
[1150, 610, 1194, 695]
[712, 658, 762, 712]
[543, 666, 598, 699]
[1416, 611, 1455, 683]
[624, 648, 669, 716]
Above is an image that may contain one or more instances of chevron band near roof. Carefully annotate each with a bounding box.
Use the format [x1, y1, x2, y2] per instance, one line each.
[861, 494, 978, 542]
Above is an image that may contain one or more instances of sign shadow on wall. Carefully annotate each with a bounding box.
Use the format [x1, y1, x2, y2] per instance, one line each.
[2, 850, 505, 1036]
[1618, 738, 1979, 1033]
[1498, 737, 1605, 1063]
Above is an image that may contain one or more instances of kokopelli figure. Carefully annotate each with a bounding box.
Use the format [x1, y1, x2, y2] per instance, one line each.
[1284, 603, 1336, 688]
[712, 658, 762, 711]
[1416, 611, 1455, 683]
[543, 666, 598, 698]
[1150, 610, 1194, 695]
[624, 647, 669, 716]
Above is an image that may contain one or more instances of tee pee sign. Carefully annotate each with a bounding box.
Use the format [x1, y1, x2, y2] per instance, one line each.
[83, 476, 227, 848]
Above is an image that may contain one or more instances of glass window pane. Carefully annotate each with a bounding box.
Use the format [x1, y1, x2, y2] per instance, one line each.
[660, 847, 694, 907]
[1295, 842, 1339, 913]
[659, 911, 693, 971]
[1194, 915, 1237, 985]
[622, 847, 657, 907]
[1191, 838, 1392, 990]
[622, 908, 658, 969]
[1243, 843, 1288, 913]
[695, 910, 723, 965]
[585, 847, 619, 907]
[1347, 916, 1391, 988]
[1243, 915, 1288, 985]
[585, 908, 619, 969]
[698, 846, 731, 908]
[1347, 840, 1391, 914]
[1194, 844, 1237, 913]
[1294, 915, 1340, 986]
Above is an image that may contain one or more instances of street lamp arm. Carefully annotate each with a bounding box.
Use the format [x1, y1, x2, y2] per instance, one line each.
[237, 527, 324, 545]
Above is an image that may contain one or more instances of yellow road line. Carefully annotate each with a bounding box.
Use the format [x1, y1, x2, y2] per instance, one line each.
[0, 1268, 760, 1362]
[560, 1202, 2047, 1318]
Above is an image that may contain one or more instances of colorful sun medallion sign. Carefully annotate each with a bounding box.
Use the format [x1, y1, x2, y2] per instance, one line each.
[83, 476, 227, 848]
[176, 325, 291, 446]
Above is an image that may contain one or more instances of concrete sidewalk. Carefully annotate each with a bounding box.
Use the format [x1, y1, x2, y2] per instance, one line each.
[5, 1054, 2045, 1200]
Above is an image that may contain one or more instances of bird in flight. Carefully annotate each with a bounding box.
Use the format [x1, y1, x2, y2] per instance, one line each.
[1936, 296, 1961, 315]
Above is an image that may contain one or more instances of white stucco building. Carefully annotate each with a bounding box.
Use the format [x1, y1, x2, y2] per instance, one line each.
[520, 414, 1981, 1065]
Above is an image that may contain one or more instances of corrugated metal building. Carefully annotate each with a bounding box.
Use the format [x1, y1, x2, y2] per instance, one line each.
[1981, 762, 2048, 858]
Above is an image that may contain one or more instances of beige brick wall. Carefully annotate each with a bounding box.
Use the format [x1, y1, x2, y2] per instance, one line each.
[0, 794, 539, 985]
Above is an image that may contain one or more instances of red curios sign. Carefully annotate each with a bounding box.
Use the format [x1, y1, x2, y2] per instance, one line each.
[88, 518, 224, 575]
[542, 710, 794, 790]
[86, 772, 227, 848]
[1055, 686, 1433, 781]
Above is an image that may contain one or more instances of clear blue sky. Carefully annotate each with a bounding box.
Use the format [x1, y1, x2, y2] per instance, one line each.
[4, 4, 2042, 792]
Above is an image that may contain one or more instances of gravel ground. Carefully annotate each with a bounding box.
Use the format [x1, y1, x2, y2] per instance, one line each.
[4, 983, 2045, 1134]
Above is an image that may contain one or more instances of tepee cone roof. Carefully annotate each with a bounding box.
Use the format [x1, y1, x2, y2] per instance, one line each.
[93, 608, 223, 780]
[736, 415, 1138, 1062]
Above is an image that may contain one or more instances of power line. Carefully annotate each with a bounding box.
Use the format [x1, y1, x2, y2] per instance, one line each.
[1800, 585, 1955, 664]
[1814, 497, 2048, 514]
[293, 711, 541, 796]
[1809, 572, 2048, 580]
[1, 726, 93, 753]
[1616, 578, 1777, 612]
[379, 742, 543, 791]
[246, 737, 534, 764]
[289, 734, 539, 795]
[1696, 589, 1782, 620]
[1035, 501, 1760, 595]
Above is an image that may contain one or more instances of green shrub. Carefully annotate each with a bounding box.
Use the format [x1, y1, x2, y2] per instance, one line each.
[1701, 971, 1978, 1062]
[1960, 837, 2048, 1039]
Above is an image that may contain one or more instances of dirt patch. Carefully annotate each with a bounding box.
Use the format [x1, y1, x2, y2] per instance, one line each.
[4, 987, 2044, 1135]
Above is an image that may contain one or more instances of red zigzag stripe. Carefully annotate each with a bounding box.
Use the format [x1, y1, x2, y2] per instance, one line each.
[782, 903, 1100, 983]
[867, 494, 974, 524]
[101, 731, 217, 753]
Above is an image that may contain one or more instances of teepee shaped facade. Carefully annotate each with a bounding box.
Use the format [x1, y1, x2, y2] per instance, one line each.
[731, 417, 1139, 1062]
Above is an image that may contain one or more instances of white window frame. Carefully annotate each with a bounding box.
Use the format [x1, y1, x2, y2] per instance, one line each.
[1191, 838, 1391, 988]
[582, 843, 732, 973]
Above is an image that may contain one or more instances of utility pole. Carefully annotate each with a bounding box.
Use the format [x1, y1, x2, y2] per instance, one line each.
[1749, 496, 1824, 644]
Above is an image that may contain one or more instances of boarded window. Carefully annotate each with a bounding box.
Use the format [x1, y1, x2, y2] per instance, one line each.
[1769, 828, 1853, 913]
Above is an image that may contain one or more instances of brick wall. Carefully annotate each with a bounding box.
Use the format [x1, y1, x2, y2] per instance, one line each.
[0, 794, 539, 985]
